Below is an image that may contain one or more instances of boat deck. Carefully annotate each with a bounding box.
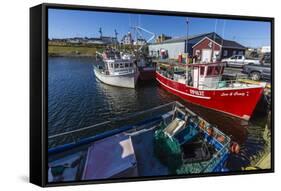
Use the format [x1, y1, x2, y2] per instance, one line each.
[48, 102, 231, 182]
[130, 128, 169, 176]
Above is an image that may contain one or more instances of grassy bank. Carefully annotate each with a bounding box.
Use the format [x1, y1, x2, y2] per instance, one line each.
[48, 45, 103, 57]
[48, 42, 148, 57]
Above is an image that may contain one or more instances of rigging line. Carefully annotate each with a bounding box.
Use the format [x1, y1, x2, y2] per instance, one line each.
[221, 20, 226, 56]
[138, 14, 141, 27]
[129, 14, 131, 28]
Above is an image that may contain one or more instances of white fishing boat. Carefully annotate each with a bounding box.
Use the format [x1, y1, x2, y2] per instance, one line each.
[94, 49, 139, 88]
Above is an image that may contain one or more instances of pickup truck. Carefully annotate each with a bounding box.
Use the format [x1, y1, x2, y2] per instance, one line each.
[242, 63, 271, 81]
[221, 55, 260, 67]
[242, 53, 271, 81]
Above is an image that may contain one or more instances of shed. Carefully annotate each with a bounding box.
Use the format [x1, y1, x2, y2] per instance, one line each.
[192, 36, 246, 62]
[148, 32, 245, 60]
[192, 37, 221, 62]
[148, 32, 219, 59]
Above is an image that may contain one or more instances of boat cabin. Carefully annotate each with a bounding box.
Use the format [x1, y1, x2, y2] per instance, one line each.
[192, 63, 225, 89]
[157, 62, 225, 89]
[104, 59, 135, 76]
[99, 49, 136, 76]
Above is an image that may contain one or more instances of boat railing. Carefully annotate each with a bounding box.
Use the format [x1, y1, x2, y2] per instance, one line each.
[157, 69, 258, 89]
[48, 101, 177, 149]
[198, 78, 258, 89]
[198, 124, 231, 172]
[183, 110, 231, 172]
[201, 138, 231, 172]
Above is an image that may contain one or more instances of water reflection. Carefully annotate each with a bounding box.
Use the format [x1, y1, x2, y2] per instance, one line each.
[48, 57, 270, 171]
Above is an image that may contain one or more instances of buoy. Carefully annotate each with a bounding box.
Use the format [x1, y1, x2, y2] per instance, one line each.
[230, 142, 240, 154]
[243, 166, 259, 171]
[207, 126, 214, 136]
[217, 135, 225, 143]
[199, 120, 205, 129]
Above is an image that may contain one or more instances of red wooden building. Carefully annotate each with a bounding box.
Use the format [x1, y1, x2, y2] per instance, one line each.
[192, 36, 245, 62]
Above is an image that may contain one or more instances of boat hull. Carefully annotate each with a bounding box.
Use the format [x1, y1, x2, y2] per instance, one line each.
[94, 68, 139, 88]
[138, 67, 156, 81]
[156, 72, 263, 120]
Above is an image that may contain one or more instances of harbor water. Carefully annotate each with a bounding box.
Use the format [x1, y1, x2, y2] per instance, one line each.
[48, 57, 270, 171]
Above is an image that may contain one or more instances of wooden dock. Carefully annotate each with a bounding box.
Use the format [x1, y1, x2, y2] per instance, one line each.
[256, 152, 271, 169]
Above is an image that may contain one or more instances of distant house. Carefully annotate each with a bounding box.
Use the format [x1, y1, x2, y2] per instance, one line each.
[65, 36, 118, 45]
[148, 32, 246, 61]
[121, 32, 133, 45]
[67, 37, 84, 44]
[260, 46, 271, 53]
[86, 37, 105, 45]
[100, 36, 118, 45]
[133, 38, 146, 46]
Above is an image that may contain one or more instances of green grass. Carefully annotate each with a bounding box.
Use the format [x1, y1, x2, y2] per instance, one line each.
[48, 45, 103, 56]
[48, 43, 148, 57]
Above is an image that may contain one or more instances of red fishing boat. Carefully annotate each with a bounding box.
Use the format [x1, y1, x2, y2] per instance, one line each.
[156, 62, 264, 120]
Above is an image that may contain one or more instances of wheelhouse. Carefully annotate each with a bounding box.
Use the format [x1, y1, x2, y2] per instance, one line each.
[193, 63, 225, 89]
[157, 62, 226, 89]
[104, 59, 135, 76]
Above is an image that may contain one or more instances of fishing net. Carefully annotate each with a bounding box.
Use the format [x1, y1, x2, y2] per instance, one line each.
[154, 129, 182, 172]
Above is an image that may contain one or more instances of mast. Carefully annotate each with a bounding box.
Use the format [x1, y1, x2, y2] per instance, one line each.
[186, 18, 189, 83]
[221, 20, 226, 60]
[99, 27, 103, 38]
[114, 29, 118, 48]
[132, 26, 155, 52]
[212, 19, 218, 62]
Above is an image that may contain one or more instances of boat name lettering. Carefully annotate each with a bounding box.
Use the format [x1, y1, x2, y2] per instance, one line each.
[190, 89, 204, 96]
[221, 91, 249, 97]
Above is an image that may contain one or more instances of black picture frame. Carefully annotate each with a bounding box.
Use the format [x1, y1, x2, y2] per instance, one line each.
[30, 3, 274, 187]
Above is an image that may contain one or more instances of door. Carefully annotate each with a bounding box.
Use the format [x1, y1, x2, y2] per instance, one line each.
[228, 55, 237, 67]
[236, 55, 244, 67]
[202, 49, 212, 63]
[262, 64, 271, 80]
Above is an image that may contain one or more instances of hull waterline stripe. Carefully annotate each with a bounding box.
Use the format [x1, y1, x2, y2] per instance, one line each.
[156, 78, 211, 100]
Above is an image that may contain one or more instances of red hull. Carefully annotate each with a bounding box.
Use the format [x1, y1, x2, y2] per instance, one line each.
[138, 67, 156, 81]
[156, 72, 263, 120]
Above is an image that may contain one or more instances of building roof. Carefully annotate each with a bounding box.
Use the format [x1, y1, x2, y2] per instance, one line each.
[197, 37, 246, 50]
[153, 32, 213, 44]
[151, 32, 245, 50]
[221, 39, 245, 49]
